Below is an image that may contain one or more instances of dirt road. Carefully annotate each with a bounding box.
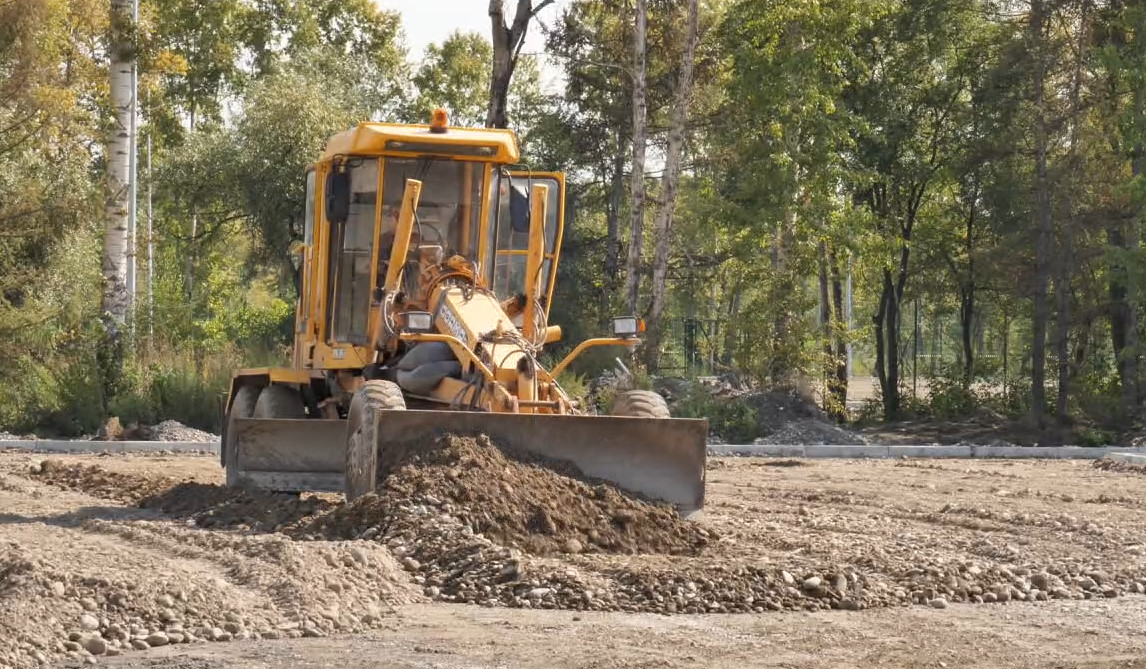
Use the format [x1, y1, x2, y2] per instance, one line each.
[2, 451, 1146, 668]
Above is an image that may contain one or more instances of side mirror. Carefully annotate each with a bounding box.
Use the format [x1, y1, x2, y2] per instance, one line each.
[325, 165, 350, 224]
[509, 183, 530, 233]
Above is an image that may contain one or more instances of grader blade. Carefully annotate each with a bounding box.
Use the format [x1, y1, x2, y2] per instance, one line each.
[229, 418, 347, 492]
[228, 412, 709, 513]
[375, 411, 708, 513]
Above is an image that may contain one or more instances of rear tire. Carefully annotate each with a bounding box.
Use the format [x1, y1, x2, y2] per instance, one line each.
[611, 390, 671, 419]
[253, 384, 306, 418]
[223, 385, 260, 487]
[345, 380, 406, 501]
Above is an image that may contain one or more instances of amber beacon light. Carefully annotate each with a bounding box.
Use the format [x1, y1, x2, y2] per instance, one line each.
[430, 108, 449, 133]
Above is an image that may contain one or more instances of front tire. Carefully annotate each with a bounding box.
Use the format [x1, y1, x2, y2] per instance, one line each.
[611, 390, 671, 419]
[253, 384, 307, 419]
[223, 385, 260, 487]
[345, 380, 406, 501]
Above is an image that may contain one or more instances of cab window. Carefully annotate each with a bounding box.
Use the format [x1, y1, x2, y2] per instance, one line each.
[491, 176, 560, 300]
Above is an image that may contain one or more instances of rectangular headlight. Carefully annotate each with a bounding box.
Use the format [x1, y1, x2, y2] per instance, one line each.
[405, 311, 433, 332]
[613, 316, 639, 337]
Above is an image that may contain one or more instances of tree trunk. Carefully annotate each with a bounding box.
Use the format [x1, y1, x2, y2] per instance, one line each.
[873, 274, 890, 417]
[960, 191, 976, 385]
[1103, 0, 1141, 420]
[644, 0, 699, 371]
[102, 0, 133, 333]
[818, 241, 833, 412]
[722, 283, 742, 367]
[602, 126, 625, 326]
[487, 0, 540, 129]
[769, 211, 795, 383]
[885, 270, 901, 420]
[1029, 0, 1052, 425]
[624, 0, 648, 316]
[830, 250, 848, 419]
[1056, 6, 1088, 423]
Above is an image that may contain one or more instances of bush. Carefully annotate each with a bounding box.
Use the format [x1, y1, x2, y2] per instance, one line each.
[555, 371, 591, 411]
[672, 383, 758, 443]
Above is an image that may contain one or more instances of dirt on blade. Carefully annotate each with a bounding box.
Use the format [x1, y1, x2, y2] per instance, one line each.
[306, 434, 709, 556]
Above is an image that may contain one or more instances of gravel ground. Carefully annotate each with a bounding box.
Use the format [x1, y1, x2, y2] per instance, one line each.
[2, 451, 1146, 668]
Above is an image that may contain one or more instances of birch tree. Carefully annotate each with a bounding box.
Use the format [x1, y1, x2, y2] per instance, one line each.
[102, 0, 134, 334]
[645, 0, 700, 369]
[624, 0, 648, 314]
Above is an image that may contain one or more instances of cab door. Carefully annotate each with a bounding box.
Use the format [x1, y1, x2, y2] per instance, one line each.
[487, 171, 565, 316]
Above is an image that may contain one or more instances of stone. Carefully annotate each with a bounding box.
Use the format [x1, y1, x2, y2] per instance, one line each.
[563, 539, 583, 554]
[49, 582, 65, 598]
[781, 571, 796, 586]
[79, 615, 100, 631]
[62, 642, 81, 652]
[1031, 573, 1050, 590]
[130, 640, 150, 651]
[928, 598, 948, 609]
[145, 632, 169, 647]
[401, 557, 421, 572]
[81, 636, 106, 655]
[79, 598, 97, 611]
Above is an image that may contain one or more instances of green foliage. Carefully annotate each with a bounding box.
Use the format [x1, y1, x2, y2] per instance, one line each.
[672, 383, 758, 443]
[555, 371, 591, 410]
[109, 350, 249, 433]
[405, 31, 492, 126]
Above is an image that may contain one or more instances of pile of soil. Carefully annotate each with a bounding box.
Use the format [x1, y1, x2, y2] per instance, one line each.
[294, 435, 713, 610]
[145, 421, 218, 443]
[313, 434, 707, 556]
[744, 389, 865, 445]
[32, 460, 176, 504]
[754, 418, 866, 446]
[1093, 456, 1146, 475]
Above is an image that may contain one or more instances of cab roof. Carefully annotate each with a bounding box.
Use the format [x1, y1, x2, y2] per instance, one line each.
[319, 121, 520, 164]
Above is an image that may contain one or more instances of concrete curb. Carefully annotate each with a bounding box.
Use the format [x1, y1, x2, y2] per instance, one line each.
[708, 444, 1146, 459]
[3, 439, 1143, 461]
[0, 440, 219, 454]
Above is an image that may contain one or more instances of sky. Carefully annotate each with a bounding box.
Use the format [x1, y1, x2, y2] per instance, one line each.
[374, 0, 568, 91]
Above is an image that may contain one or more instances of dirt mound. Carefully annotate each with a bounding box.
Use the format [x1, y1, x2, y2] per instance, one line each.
[745, 389, 865, 444]
[2, 466, 417, 669]
[326, 434, 706, 555]
[32, 460, 176, 503]
[144, 420, 218, 443]
[1093, 456, 1146, 475]
[754, 418, 866, 445]
[139, 483, 334, 531]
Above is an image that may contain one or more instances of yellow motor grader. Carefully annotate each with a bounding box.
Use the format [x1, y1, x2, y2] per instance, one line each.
[221, 109, 707, 512]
